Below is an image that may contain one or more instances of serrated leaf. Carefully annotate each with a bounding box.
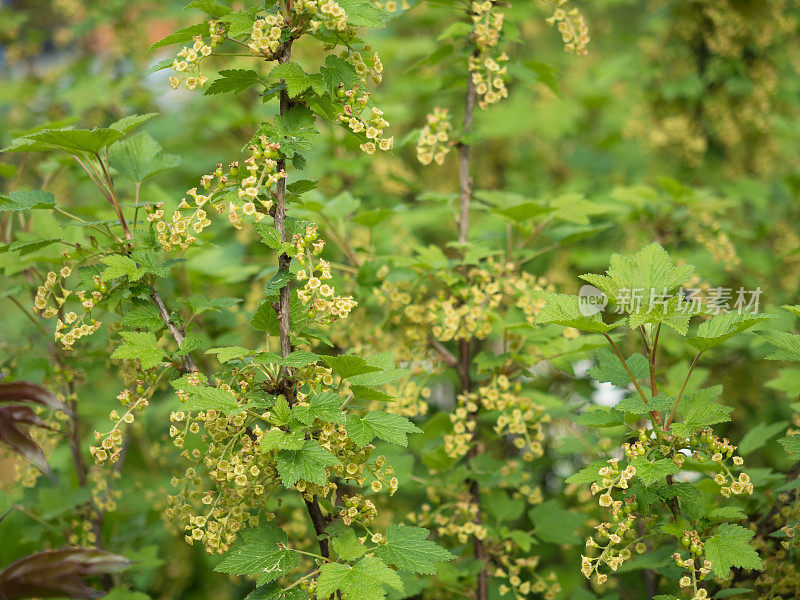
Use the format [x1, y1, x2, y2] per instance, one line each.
[275, 439, 339, 487]
[528, 501, 586, 545]
[346, 411, 421, 448]
[181, 294, 242, 315]
[738, 421, 788, 455]
[0, 190, 55, 212]
[292, 392, 344, 425]
[108, 133, 180, 183]
[533, 291, 618, 333]
[374, 525, 454, 575]
[281, 350, 319, 368]
[630, 457, 679, 486]
[206, 346, 254, 363]
[674, 385, 732, 431]
[316, 557, 402, 600]
[331, 528, 366, 561]
[121, 303, 164, 331]
[108, 113, 157, 134]
[779, 435, 800, 460]
[615, 394, 674, 416]
[214, 525, 299, 586]
[588, 348, 649, 387]
[758, 331, 800, 362]
[337, 0, 392, 28]
[259, 428, 305, 452]
[205, 69, 263, 96]
[148, 22, 209, 52]
[687, 311, 777, 352]
[111, 331, 165, 370]
[579, 243, 696, 333]
[23, 128, 124, 154]
[321, 355, 381, 380]
[181, 385, 240, 412]
[185, 0, 232, 17]
[564, 461, 606, 485]
[708, 507, 747, 521]
[100, 255, 141, 282]
[704, 523, 762, 579]
[269, 62, 310, 97]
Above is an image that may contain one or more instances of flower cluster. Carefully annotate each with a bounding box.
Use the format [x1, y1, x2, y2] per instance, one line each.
[168, 23, 223, 91]
[34, 266, 104, 350]
[90, 376, 157, 466]
[445, 375, 547, 461]
[248, 13, 286, 58]
[469, 1, 509, 109]
[543, 0, 589, 55]
[416, 107, 453, 166]
[336, 88, 393, 154]
[294, 0, 349, 32]
[383, 379, 431, 418]
[496, 555, 561, 600]
[411, 495, 488, 545]
[147, 139, 285, 251]
[294, 226, 357, 323]
[341, 47, 384, 85]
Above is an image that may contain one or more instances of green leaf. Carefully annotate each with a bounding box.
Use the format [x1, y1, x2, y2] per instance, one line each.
[687, 311, 777, 352]
[674, 386, 732, 431]
[703, 523, 762, 579]
[214, 525, 299, 586]
[580, 243, 696, 333]
[0, 190, 55, 212]
[564, 461, 606, 485]
[758, 331, 800, 361]
[108, 113, 157, 134]
[319, 55, 359, 93]
[316, 557, 403, 600]
[22, 128, 124, 154]
[708, 507, 747, 521]
[181, 385, 240, 412]
[108, 133, 180, 183]
[528, 500, 586, 544]
[244, 583, 307, 600]
[259, 428, 305, 452]
[374, 525, 455, 575]
[111, 331, 165, 370]
[281, 351, 319, 368]
[337, 0, 392, 28]
[205, 346, 254, 363]
[269, 62, 310, 97]
[738, 421, 788, 455]
[321, 355, 381, 380]
[260, 105, 318, 157]
[588, 348, 649, 387]
[121, 303, 164, 331]
[185, 0, 232, 17]
[615, 394, 674, 416]
[533, 291, 618, 333]
[147, 22, 209, 52]
[292, 392, 345, 425]
[779, 435, 800, 460]
[181, 294, 242, 315]
[346, 411, 421, 448]
[630, 457, 679, 486]
[100, 254, 143, 282]
[205, 69, 263, 96]
[331, 528, 367, 561]
[275, 439, 339, 487]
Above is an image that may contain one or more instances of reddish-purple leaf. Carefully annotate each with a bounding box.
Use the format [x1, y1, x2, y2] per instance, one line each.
[0, 548, 131, 600]
[0, 382, 71, 414]
[0, 409, 52, 476]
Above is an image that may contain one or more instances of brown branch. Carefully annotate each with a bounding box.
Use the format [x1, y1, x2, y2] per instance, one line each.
[456, 63, 476, 245]
[428, 337, 459, 368]
[150, 288, 199, 373]
[272, 9, 331, 564]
